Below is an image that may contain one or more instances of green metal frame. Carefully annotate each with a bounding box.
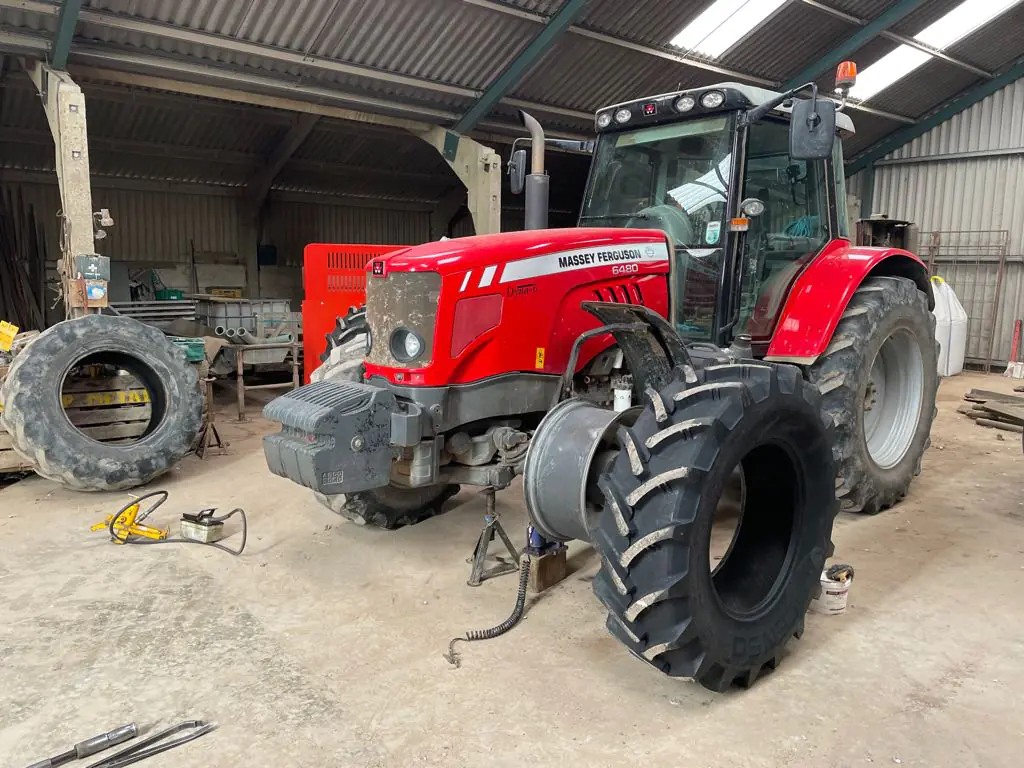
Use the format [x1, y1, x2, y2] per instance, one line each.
[783, 0, 929, 90]
[450, 0, 589, 137]
[51, 0, 84, 69]
[846, 58, 1024, 177]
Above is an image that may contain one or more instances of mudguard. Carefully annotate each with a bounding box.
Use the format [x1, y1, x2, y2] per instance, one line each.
[765, 243, 932, 365]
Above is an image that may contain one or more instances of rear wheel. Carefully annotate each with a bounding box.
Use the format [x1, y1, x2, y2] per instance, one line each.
[806, 276, 937, 514]
[311, 317, 459, 528]
[592, 363, 837, 691]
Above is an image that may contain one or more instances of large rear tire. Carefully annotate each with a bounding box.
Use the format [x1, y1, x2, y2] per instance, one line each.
[806, 276, 937, 514]
[0, 315, 202, 491]
[592, 363, 837, 691]
[311, 317, 459, 528]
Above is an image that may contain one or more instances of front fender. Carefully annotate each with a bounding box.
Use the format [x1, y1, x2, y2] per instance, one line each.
[764, 243, 931, 365]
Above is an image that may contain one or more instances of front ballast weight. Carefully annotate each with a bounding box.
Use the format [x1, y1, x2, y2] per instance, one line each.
[523, 360, 838, 691]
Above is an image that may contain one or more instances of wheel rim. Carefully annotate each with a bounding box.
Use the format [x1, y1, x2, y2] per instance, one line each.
[863, 328, 924, 469]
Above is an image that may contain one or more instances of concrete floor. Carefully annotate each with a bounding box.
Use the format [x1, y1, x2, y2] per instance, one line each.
[2, 372, 1023, 767]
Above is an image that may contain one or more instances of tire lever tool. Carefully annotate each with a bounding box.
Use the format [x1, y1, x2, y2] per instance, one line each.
[84, 721, 215, 768]
[25, 723, 137, 768]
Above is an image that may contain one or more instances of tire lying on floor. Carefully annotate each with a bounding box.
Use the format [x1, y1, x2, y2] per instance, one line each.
[592, 363, 837, 691]
[309, 316, 460, 529]
[0, 314, 203, 491]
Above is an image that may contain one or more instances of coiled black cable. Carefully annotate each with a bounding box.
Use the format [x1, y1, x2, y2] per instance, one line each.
[106, 491, 247, 556]
[444, 553, 531, 668]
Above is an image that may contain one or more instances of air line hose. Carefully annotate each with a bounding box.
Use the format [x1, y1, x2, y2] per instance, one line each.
[444, 553, 531, 667]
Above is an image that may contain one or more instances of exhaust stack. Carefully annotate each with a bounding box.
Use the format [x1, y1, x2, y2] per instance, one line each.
[519, 110, 549, 231]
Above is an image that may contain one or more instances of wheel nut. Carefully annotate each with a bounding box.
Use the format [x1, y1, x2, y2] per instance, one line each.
[351, 435, 365, 452]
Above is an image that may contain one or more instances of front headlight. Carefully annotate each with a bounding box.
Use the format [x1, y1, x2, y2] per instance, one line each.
[390, 328, 425, 363]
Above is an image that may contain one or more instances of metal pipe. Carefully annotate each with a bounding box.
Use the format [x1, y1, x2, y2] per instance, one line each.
[214, 325, 228, 337]
[225, 327, 238, 338]
[519, 110, 549, 230]
[519, 110, 545, 175]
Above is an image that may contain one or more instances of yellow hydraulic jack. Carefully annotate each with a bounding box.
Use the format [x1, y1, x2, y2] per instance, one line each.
[91, 491, 170, 543]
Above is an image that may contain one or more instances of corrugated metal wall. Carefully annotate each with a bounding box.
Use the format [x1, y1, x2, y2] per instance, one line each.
[263, 201, 432, 266]
[858, 79, 1024, 365]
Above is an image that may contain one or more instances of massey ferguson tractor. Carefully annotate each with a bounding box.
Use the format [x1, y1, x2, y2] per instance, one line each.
[263, 64, 937, 690]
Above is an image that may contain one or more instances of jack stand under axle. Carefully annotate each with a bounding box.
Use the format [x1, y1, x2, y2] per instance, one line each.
[466, 488, 520, 587]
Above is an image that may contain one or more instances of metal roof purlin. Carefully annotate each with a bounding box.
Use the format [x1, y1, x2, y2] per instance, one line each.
[783, 0, 931, 90]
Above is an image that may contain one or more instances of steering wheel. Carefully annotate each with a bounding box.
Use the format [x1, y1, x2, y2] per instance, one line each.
[626, 204, 695, 245]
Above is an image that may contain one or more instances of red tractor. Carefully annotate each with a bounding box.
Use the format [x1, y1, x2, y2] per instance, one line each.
[264, 67, 936, 690]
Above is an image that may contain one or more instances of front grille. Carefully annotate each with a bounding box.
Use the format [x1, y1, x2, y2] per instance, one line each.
[365, 271, 442, 368]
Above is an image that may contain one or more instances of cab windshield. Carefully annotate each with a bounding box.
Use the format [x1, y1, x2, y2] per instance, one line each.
[580, 115, 735, 340]
[579, 115, 733, 251]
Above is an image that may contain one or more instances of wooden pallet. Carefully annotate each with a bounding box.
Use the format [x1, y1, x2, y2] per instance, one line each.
[1, 373, 153, 475]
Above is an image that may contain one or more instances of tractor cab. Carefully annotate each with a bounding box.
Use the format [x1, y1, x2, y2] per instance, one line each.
[575, 79, 855, 348]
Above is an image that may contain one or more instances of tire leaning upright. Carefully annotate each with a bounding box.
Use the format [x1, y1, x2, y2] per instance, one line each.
[0, 314, 202, 491]
[592, 363, 837, 691]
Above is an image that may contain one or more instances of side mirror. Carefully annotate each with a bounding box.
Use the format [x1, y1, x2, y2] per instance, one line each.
[789, 97, 836, 161]
[508, 148, 527, 195]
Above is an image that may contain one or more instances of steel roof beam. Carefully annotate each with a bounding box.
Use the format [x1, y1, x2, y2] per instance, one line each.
[452, 0, 588, 135]
[244, 113, 319, 214]
[783, 0, 930, 90]
[799, 0, 993, 79]
[846, 57, 1024, 176]
[50, 0, 83, 69]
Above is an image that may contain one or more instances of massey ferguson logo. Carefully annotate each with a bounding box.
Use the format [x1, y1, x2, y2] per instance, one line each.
[557, 248, 645, 269]
[371, 260, 385, 276]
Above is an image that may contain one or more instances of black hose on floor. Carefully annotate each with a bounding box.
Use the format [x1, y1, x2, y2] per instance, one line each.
[444, 553, 531, 668]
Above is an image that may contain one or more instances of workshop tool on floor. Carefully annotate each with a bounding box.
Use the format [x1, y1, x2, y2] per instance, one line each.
[84, 721, 214, 768]
[25, 723, 137, 768]
[92, 490, 248, 556]
[466, 488, 519, 587]
[90, 492, 169, 543]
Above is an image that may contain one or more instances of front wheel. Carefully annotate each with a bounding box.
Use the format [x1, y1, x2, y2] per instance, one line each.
[806, 276, 938, 514]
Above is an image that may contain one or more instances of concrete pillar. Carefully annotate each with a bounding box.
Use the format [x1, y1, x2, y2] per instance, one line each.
[417, 129, 501, 235]
[29, 61, 98, 318]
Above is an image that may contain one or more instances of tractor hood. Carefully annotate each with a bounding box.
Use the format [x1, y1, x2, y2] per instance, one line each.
[371, 228, 671, 278]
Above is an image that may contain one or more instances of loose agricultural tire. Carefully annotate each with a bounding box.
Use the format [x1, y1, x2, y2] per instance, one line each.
[592, 363, 837, 691]
[310, 319, 459, 528]
[806, 276, 938, 514]
[0, 314, 203, 491]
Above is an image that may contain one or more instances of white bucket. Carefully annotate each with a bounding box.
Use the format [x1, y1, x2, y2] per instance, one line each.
[810, 571, 852, 615]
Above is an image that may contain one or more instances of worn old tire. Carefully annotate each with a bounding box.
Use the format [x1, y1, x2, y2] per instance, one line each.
[310, 318, 459, 528]
[0, 315, 202, 491]
[806, 276, 937, 514]
[592, 363, 837, 691]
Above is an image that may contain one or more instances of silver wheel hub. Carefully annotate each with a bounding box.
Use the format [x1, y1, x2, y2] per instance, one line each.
[862, 329, 925, 469]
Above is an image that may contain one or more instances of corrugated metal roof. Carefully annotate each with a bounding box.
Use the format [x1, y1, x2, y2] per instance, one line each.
[573, 0, 706, 50]
[721, 1, 853, 82]
[867, 58, 982, 117]
[1, 0, 1022, 179]
[946, 1, 1024, 72]
[512, 34, 722, 113]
